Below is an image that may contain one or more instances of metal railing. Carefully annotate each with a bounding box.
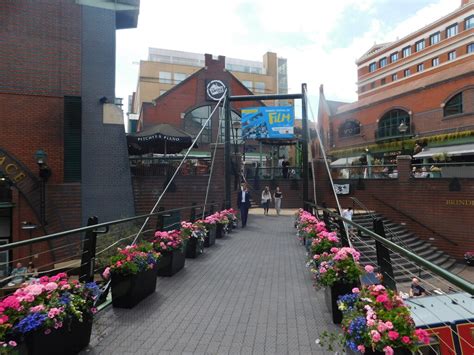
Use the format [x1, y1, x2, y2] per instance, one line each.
[331, 164, 398, 179]
[411, 162, 474, 178]
[243, 166, 302, 180]
[130, 157, 211, 176]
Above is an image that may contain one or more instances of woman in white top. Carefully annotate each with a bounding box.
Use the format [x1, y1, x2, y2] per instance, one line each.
[261, 186, 272, 215]
[274, 186, 283, 215]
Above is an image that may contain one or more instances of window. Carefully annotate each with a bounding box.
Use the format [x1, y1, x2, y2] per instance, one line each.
[173, 72, 186, 84]
[446, 23, 458, 38]
[465, 15, 474, 30]
[338, 120, 361, 138]
[444, 92, 463, 117]
[417, 63, 424, 72]
[404, 69, 411, 77]
[219, 111, 242, 142]
[432, 57, 440, 66]
[242, 80, 253, 90]
[64, 96, 82, 182]
[448, 50, 456, 61]
[391, 73, 398, 81]
[429, 32, 440, 45]
[467, 43, 474, 53]
[390, 52, 398, 63]
[377, 109, 410, 139]
[254, 82, 266, 93]
[402, 46, 411, 57]
[370, 82, 375, 89]
[158, 71, 172, 84]
[369, 62, 377, 72]
[379, 57, 387, 68]
[159, 90, 167, 96]
[381, 78, 386, 85]
[415, 39, 425, 52]
[184, 106, 213, 144]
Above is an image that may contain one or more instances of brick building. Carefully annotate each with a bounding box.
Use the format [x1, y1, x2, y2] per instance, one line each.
[0, 0, 139, 274]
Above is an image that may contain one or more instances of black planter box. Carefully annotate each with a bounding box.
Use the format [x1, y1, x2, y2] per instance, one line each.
[157, 249, 185, 277]
[185, 238, 203, 258]
[111, 266, 158, 308]
[215, 223, 225, 239]
[324, 281, 358, 324]
[20, 318, 93, 355]
[346, 347, 411, 355]
[204, 225, 216, 247]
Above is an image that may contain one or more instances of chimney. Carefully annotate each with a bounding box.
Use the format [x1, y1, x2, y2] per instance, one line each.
[204, 53, 225, 70]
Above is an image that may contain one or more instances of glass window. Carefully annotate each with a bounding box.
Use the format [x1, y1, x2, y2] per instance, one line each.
[390, 52, 398, 63]
[448, 50, 456, 61]
[446, 23, 458, 38]
[369, 62, 377, 72]
[339, 120, 361, 138]
[429, 32, 440, 45]
[184, 105, 214, 144]
[377, 109, 410, 139]
[379, 57, 387, 68]
[173, 72, 187, 84]
[242, 80, 253, 90]
[466, 15, 474, 30]
[467, 43, 474, 53]
[404, 69, 410, 77]
[254, 82, 266, 93]
[381, 78, 386, 85]
[158, 71, 172, 84]
[417, 63, 424, 72]
[159, 90, 167, 96]
[432, 57, 440, 66]
[415, 39, 425, 52]
[391, 73, 398, 81]
[402, 46, 411, 58]
[219, 111, 242, 143]
[444, 92, 463, 117]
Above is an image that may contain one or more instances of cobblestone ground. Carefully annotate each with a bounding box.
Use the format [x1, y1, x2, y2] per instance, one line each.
[83, 209, 338, 355]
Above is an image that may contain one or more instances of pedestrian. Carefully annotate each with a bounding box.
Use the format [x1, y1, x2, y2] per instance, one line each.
[409, 278, 427, 297]
[342, 207, 354, 235]
[282, 159, 290, 178]
[237, 184, 251, 227]
[261, 186, 272, 215]
[274, 186, 283, 215]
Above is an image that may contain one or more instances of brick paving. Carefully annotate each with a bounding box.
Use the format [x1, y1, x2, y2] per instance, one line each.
[83, 209, 337, 355]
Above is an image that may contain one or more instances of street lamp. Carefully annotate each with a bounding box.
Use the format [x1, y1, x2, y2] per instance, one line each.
[34, 149, 51, 225]
[232, 121, 241, 155]
[398, 122, 408, 155]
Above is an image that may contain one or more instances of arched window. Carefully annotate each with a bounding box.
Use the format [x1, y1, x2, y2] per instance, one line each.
[377, 109, 410, 139]
[444, 92, 463, 117]
[338, 120, 361, 138]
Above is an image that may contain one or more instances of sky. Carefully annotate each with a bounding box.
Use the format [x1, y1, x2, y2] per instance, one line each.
[115, 0, 460, 119]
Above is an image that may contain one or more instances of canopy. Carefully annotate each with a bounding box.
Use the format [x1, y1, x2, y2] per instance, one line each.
[127, 124, 194, 155]
[330, 156, 362, 167]
[413, 143, 474, 159]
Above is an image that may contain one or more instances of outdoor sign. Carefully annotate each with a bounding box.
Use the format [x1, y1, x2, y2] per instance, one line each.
[334, 184, 350, 195]
[206, 80, 227, 101]
[241, 106, 294, 140]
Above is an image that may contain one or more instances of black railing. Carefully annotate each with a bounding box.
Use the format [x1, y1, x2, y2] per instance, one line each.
[130, 157, 212, 176]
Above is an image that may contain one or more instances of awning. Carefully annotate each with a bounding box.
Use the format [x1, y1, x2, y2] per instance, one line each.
[413, 143, 474, 159]
[330, 156, 362, 167]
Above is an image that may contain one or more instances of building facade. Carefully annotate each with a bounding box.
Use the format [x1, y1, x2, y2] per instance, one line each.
[0, 0, 139, 273]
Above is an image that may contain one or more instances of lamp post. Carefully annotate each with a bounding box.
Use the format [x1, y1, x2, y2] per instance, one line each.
[398, 122, 408, 155]
[232, 121, 241, 155]
[34, 149, 51, 225]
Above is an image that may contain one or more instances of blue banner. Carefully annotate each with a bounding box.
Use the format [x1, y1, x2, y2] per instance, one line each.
[241, 106, 294, 140]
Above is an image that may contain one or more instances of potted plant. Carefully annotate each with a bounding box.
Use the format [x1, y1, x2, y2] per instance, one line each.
[464, 251, 474, 266]
[311, 247, 362, 324]
[153, 230, 186, 276]
[106, 242, 161, 308]
[0, 273, 99, 355]
[310, 230, 340, 259]
[319, 284, 431, 354]
[181, 221, 205, 259]
[213, 211, 229, 239]
[222, 208, 238, 231]
[202, 215, 218, 247]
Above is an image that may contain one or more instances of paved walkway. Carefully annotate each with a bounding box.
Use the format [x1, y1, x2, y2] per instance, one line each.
[84, 209, 336, 355]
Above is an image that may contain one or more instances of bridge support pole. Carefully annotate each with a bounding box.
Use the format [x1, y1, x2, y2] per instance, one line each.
[301, 83, 309, 211]
[80, 216, 99, 283]
[373, 218, 397, 291]
[224, 93, 232, 209]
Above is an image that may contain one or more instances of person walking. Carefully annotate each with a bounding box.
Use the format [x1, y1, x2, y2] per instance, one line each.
[274, 186, 283, 215]
[237, 184, 251, 227]
[261, 186, 272, 215]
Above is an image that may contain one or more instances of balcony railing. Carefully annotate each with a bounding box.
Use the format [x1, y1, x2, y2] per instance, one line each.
[331, 164, 398, 180]
[411, 162, 474, 178]
[130, 157, 211, 177]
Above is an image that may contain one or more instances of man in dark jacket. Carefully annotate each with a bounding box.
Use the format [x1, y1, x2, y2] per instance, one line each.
[237, 184, 251, 227]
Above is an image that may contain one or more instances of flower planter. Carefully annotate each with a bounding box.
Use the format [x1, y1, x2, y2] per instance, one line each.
[185, 238, 204, 259]
[346, 347, 412, 355]
[111, 266, 158, 308]
[157, 249, 185, 277]
[324, 281, 358, 324]
[20, 318, 93, 355]
[204, 225, 216, 247]
[215, 223, 226, 239]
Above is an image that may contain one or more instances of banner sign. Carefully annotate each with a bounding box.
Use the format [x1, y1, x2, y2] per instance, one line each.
[241, 106, 294, 140]
[334, 184, 350, 195]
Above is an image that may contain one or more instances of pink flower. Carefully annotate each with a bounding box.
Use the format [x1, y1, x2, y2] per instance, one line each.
[30, 305, 46, 313]
[47, 307, 62, 319]
[385, 321, 393, 330]
[357, 345, 365, 353]
[388, 330, 399, 340]
[24, 284, 44, 296]
[376, 294, 388, 303]
[401, 336, 411, 344]
[44, 329, 51, 335]
[415, 329, 431, 344]
[377, 322, 388, 332]
[45, 282, 58, 292]
[8, 341, 16, 347]
[370, 330, 381, 342]
[1, 296, 20, 310]
[352, 288, 360, 294]
[365, 265, 374, 273]
[0, 315, 8, 324]
[383, 346, 394, 355]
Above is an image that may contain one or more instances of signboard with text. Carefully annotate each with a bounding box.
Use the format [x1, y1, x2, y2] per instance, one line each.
[241, 106, 294, 140]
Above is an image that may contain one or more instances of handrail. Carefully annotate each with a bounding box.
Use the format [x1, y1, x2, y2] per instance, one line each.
[371, 195, 458, 246]
[305, 201, 473, 295]
[0, 202, 220, 252]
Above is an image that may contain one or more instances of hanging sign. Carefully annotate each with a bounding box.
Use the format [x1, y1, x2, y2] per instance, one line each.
[241, 106, 294, 140]
[334, 184, 350, 195]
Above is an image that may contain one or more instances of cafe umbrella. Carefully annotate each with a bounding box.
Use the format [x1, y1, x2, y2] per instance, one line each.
[127, 124, 195, 156]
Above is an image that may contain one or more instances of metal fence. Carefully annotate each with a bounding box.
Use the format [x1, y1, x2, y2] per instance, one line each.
[130, 157, 211, 176]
